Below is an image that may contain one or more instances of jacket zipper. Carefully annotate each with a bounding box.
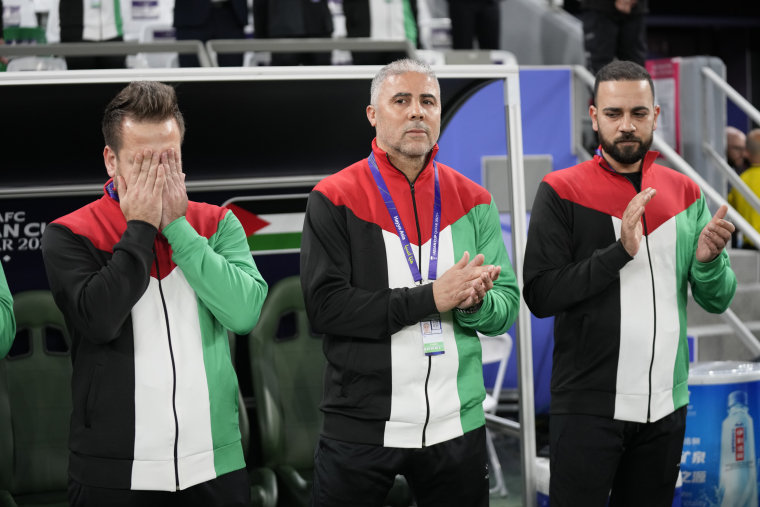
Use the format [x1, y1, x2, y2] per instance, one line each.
[154, 250, 181, 490]
[642, 215, 657, 422]
[410, 182, 433, 448]
[621, 174, 658, 422]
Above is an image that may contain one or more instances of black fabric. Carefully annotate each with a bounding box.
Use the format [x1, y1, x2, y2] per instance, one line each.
[253, 0, 332, 37]
[68, 468, 251, 507]
[523, 181, 632, 417]
[580, 0, 648, 14]
[42, 219, 156, 488]
[252, 0, 333, 65]
[174, 0, 247, 28]
[301, 191, 436, 445]
[449, 0, 500, 49]
[175, 1, 246, 67]
[621, 170, 642, 192]
[582, 7, 646, 73]
[59, 37, 126, 69]
[549, 407, 686, 507]
[311, 426, 489, 507]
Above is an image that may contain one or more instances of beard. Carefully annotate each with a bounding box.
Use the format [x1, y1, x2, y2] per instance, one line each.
[599, 131, 653, 165]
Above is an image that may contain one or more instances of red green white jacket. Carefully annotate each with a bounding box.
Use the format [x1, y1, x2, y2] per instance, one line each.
[41, 181, 267, 491]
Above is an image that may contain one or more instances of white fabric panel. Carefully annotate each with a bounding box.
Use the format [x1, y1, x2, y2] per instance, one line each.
[614, 216, 680, 422]
[131, 268, 214, 490]
[646, 218, 680, 422]
[382, 226, 462, 447]
[369, 0, 407, 40]
[163, 269, 215, 485]
[614, 215, 655, 423]
[131, 276, 178, 490]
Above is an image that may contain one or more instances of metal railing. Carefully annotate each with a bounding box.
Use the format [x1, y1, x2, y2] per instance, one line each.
[0, 175, 327, 200]
[205, 37, 415, 67]
[0, 41, 212, 67]
[573, 64, 760, 357]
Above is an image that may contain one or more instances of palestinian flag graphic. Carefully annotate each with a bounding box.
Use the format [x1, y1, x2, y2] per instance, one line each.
[224, 195, 308, 255]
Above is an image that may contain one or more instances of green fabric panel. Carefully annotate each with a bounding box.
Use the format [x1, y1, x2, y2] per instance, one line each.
[401, 0, 418, 44]
[162, 212, 268, 335]
[247, 232, 302, 251]
[195, 305, 245, 475]
[673, 195, 736, 408]
[114, 0, 124, 37]
[212, 440, 246, 479]
[0, 266, 15, 359]
[452, 319, 486, 433]
[2, 26, 46, 44]
[163, 211, 267, 475]
[673, 205, 694, 410]
[449, 199, 520, 432]
[451, 200, 520, 336]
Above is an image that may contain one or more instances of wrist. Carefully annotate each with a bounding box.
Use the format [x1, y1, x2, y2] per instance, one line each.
[455, 300, 483, 315]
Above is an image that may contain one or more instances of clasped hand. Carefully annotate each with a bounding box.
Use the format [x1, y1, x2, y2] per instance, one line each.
[432, 251, 501, 312]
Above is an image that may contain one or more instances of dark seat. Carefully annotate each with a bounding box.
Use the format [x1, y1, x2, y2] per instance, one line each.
[0, 291, 71, 507]
[249, 276, 413, 507]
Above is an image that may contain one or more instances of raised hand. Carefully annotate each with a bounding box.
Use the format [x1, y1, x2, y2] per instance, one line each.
[621, 187, 656, 257]
[118, 148, 164, 229]
[696, 205, 735, 263]
[159, 148, 188, 230]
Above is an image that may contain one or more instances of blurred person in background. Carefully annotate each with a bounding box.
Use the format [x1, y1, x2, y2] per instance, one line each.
[729, 128, 760, 249]
[174, 0, 247, 66]
[726, 125, 748, 174]
[582, 0, 647, 73]
[447, 0, 501, 50]
[253, 0, 332, 65]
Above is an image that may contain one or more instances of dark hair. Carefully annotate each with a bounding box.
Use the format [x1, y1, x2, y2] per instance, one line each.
[102, 81, 185, 154]
[593, 60, 655, 105]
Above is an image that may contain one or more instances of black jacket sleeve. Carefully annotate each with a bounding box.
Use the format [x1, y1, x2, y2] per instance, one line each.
[300, 190, 437, 339]
[41, 220, 157, 344]
[522, 181, 632, 318]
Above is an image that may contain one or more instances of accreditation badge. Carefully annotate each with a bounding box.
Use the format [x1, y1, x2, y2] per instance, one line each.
[420, 313, 444, 356]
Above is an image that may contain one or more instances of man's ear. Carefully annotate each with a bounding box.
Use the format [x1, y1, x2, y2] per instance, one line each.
[366, 105, 377, 127]
[653, 104, 660, 132]
[104, 145, 118, 179]
[589, 104, 599, 132]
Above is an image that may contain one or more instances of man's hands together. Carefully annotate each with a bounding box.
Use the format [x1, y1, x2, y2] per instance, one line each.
[433, 251, 501, 313]
[117, 148, 187, 231]
[620, 187, 733, 263]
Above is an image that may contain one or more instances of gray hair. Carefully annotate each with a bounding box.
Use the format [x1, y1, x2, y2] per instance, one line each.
[370, 59, 439, 106]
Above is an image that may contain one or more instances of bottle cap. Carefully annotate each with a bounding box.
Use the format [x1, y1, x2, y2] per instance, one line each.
[728, 390, 748, 408]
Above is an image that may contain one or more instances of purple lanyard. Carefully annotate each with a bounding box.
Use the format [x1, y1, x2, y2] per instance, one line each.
[368, 152, 441, 283]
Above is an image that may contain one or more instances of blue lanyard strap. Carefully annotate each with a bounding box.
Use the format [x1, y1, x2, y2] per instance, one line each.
[368, 152, 441, 283]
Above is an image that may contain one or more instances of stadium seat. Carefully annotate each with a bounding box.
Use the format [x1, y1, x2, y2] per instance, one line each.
[0, 291, 71, 507]
[249, 276, 412, 507]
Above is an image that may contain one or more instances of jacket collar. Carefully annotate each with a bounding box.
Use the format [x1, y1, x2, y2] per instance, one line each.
[593, 145, 660, 176]
[370, 138, 439, 184]
[104, 178, 120, 201]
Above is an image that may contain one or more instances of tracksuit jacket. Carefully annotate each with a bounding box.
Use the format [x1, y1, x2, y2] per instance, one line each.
[523, 150, 737, 423]
[300, 140, 520, 448]
[41, 181, 268, 491]
[0, 264, 15, 359]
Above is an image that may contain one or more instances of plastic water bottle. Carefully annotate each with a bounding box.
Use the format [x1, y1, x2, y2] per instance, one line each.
[719, 390, 758, 507]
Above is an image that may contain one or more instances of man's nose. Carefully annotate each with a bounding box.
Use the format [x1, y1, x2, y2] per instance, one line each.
[408, 101, 425, 120]
[620, 114, 636, 132]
